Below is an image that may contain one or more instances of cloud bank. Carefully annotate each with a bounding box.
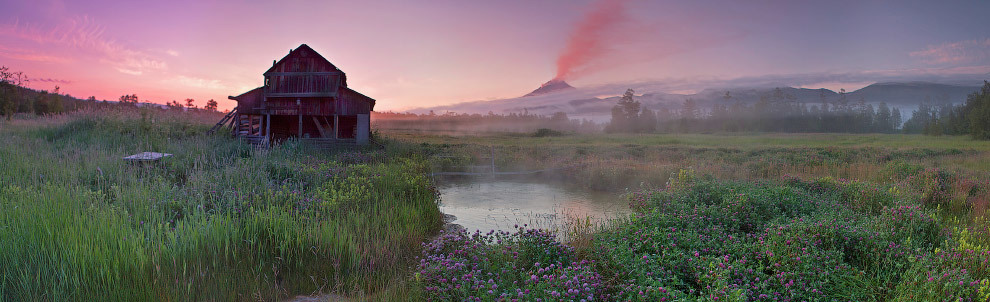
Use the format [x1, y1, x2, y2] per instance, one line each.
[911, 38, 990, 65]
[0, 16, 167, 75]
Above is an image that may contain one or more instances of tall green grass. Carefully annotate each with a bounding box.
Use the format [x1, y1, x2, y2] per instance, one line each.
[0, 108, 442, 300]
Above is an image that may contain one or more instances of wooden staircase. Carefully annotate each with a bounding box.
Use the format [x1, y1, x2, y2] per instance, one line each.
[312, 116, 335, 138]
[237, 115, 262, 137]
[207, 107, 237, 135]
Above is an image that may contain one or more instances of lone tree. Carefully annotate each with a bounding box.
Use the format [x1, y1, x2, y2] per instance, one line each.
[0, 66, 16, 118]
[0, 66, 29, 117]
[204, 99, 218, 112]
[606, 89, 644, 133]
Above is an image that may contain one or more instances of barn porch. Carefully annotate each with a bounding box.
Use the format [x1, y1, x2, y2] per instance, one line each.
[223, 44, 376, 146]
[234, 112, 368, 145]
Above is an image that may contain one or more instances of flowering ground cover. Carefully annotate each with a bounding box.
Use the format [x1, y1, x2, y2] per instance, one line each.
[5, 110, 990, 301]
[417, 172, 990, 301]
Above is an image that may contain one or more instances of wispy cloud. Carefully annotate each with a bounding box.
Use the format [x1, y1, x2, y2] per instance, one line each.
[30, 77, 72, 84]
[117, 68, 143, 75]
[175, 75, 228, 90]
[0, 45, 69, 63]
[911, 38, 990, 65]
[0, 16, 167, 75]
[664, 66, 989, 92]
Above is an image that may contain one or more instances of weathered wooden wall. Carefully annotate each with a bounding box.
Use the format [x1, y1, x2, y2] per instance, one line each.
[228, 44, 375, 144]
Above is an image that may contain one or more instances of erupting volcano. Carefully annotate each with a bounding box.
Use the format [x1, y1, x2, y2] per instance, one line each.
[523, 0, 627, 98]
[523, 79, 575, 97]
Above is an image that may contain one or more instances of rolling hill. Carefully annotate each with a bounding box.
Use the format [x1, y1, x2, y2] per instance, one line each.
[412, 81, 984, 121]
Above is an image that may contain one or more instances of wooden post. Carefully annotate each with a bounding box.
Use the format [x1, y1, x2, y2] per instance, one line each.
[356, 114, 369, 144]
[265, 114, 271, 140]
[334, 115, 339, 140]
[297, 99, 302, 137]
[491, 145, 495, 175]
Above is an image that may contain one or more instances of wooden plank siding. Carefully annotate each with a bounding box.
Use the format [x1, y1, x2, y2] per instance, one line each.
[264, 73, 341, 98]
[228, 87, 264, 114]
[227, 44, 376, 145]
[260, 96, 368, 116]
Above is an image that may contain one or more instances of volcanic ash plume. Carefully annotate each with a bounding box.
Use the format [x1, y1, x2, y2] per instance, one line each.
[553, 0, 629, 82]
[524, 0, 628, 97]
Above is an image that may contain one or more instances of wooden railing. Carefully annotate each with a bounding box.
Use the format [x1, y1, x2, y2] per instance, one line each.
[264, 72, 341, 98]
[256, 102, 333, 115]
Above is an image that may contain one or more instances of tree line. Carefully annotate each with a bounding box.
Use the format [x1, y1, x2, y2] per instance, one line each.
[607, 87, 904, 134]
[607, 83, 990, 139]
[0, 66, 221, 119]
[901, 81, 990, 139]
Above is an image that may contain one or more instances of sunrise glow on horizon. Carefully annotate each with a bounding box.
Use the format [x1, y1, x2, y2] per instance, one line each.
[2, 0, 989, 112]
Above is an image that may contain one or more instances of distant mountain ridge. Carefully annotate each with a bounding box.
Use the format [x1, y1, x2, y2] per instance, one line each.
[412, 81, 983, 121]
[847, 82, 978, 105]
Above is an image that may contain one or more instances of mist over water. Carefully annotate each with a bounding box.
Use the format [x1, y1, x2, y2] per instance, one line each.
[435, 176, 629, 235]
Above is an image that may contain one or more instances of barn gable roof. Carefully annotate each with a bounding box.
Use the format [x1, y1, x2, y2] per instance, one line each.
[265, 44, 340, 75]
[229, 44, 376, 112]
[341, 87, 376, 110]
[228, 86, 263, 100]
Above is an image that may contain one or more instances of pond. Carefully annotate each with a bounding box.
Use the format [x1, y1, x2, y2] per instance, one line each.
[435, 176, 630, 235]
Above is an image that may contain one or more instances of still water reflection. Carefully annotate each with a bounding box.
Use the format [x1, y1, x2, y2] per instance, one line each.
[436, 176, 630, 234]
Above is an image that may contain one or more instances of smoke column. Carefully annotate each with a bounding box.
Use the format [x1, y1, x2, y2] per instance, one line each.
[554, 0, 630, 81]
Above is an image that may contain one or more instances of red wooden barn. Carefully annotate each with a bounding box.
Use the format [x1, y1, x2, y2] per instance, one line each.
[226, 44, 375, 145]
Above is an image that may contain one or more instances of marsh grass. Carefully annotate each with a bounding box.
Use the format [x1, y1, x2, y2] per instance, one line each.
[404, 131, 988, 218]
[0, 108, 442, 300]
[417, 174, 990, 301]
[410, 131, 990, 252]
[408, 131, 990, 301]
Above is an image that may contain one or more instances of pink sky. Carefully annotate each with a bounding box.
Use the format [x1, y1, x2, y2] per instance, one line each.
[1, 0, 988, 111]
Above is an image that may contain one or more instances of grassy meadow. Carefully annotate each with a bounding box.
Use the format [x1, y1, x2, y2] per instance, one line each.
[398, 131, 990, 193]
[3, 111, 990, 301]
[400, 130, 990, 301]
[0, 108, 442, 300]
